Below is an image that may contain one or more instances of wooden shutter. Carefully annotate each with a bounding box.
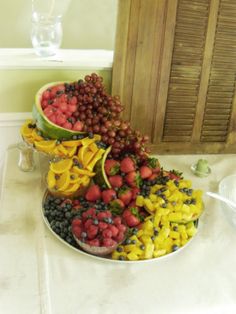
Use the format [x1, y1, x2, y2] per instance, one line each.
[112, 0, 236, 153]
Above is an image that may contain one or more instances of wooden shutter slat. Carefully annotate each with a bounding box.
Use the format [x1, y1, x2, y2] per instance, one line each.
[113, 0, 236, 153]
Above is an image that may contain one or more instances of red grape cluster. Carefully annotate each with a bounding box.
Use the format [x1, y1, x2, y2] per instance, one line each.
[65, 73, 150, 159]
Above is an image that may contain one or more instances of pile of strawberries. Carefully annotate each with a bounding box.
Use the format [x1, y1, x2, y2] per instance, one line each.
[71, 155, 163, 248]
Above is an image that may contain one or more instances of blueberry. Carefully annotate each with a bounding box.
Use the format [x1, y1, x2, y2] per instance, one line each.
[88, 132, 94, 139]
[173, 226, 178, 231]
[161, 203, 167, 208]
[118, 256, 125, 261]
[72, 135, 77, 140]
[132, 228, 138, 235]
[172, 244, 179, 252]
[66, 203, 72, 210]
[81, 232, 87, 238]
[131, 240, 136, 244]
[77, 134, 86, 140]
[140, 244, 145, 250]
[66, 236, 73, 244]
[156, 190, 162, 196]
[60, 232, 66, 239]
[44, 204, 50, 210]
[107, 217, 113, 224]
[154, 228, 159, 236]
[151, 236, 155, 241]
[65, 212, 72, 219]
[93, 219, 99, 225]
[116, 247, 123, 252]
[187, 189, 193, 196]
[174, 180, 179, 187]
[125, 239, 131, 245]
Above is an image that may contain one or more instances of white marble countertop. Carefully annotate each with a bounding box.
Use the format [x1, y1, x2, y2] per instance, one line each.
[1, 148, 236, 314]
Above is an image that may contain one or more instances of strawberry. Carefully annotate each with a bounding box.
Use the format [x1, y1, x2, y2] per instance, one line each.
[167, 170, 183, 180]
[82, 207, 96, 219]
[118, 187, 133, 205]
[120, 157, 136, 173]
[104, 159, 120, 176]
[147, 173, 159, 181]
[131, 187, 140, 199]
[102, 189, 116, 204]
[109, 199, 125, 216]
[140, 166, 153, 179]
[85, 184, 101, 202]
[145, 157, 161, 173]
[122, 207, 143, 227]
[125, 171, 142, 188]
[125, 214, 140, 227]
[108, 175, 123, 188]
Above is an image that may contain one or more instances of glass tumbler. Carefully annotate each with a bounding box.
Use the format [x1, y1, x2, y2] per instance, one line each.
[31, 13, 62, 57]
[17, 142, 35, 172]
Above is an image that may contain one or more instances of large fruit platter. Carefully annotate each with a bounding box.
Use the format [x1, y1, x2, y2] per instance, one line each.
[21, 73, 203, 262]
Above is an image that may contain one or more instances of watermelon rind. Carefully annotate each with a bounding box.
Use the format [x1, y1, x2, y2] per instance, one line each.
[32, 81, 86, 140]
[93, 146, 111, 188]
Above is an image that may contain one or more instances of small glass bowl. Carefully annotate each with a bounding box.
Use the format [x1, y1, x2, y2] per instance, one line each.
[73, 237, 121, 256]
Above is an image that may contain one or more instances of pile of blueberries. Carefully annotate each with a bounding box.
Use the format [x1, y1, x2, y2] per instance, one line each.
[43, 195, 79, 247]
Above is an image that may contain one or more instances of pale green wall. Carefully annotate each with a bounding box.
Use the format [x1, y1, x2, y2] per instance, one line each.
[0, 69, 111, 112]
[0, 0, 118, 49]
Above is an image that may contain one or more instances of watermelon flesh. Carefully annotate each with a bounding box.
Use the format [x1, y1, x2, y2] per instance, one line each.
[32, 82, 86, 140]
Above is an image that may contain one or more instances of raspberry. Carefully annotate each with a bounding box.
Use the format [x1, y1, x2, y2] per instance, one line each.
[109, 225, 119, 237]
[87, 225, 98, 240]
[84, 219, 93, 230]
[98, 222, 108, 230]
[113, 216, 122, 226]
[117, 224, 127, 233]
[115, 231, 125, 242]
[103, 238, 116, 247]
[72, 218, 82, 228]
[102, 229, 112, 238]
[72, 226, 82, 238]
[88, 239, 100, 247]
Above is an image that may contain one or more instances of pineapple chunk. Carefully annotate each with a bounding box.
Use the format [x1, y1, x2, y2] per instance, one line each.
[144, 243, 154, 259]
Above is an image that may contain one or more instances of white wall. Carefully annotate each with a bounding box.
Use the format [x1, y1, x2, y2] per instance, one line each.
[0, 0, 118, 49]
